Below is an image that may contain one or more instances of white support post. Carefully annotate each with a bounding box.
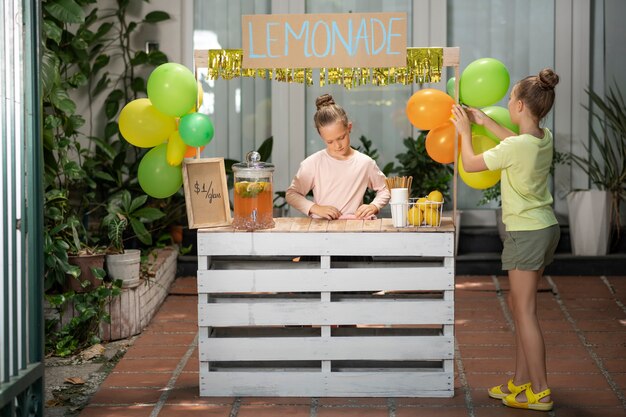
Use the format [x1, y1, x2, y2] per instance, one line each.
[321, 255, 331, 373]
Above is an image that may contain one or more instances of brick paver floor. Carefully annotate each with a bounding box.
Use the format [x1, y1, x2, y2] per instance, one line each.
[80, 275, 626, 416]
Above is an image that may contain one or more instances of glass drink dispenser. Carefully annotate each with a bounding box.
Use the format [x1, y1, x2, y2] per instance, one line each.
[231, 151, 275, 230]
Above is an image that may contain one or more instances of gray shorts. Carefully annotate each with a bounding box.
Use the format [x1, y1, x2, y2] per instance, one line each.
[502, 224, 560, 271]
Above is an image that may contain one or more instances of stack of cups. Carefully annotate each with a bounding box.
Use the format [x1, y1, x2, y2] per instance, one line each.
[390, 188, 408, 227]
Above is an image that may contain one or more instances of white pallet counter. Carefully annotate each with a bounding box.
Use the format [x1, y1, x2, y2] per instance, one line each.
[197, 217, 455, 397]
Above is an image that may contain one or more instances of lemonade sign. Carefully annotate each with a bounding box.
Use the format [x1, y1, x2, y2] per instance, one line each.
[242, 12, 407, 69]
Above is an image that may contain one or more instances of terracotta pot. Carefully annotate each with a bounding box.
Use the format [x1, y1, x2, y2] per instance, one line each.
[66, 254, 105, 292]
[170, 225, 184, 244]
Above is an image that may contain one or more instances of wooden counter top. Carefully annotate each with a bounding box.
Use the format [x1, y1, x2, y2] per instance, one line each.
[198, 217, 455, 233]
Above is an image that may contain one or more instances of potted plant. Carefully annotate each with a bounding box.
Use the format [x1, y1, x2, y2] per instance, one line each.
[567, 84, 625, 255]
[103, 190, 165, 288]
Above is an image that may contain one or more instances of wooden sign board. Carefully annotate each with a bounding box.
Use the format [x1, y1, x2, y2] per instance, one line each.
[242, 12, 407, 69]
[182, 158, 231, 229]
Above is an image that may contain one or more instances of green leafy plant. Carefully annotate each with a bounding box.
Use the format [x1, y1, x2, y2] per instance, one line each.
[84, 2, 170, 203]
[391, 132, 454, 202]
[45, 281, 122, 357]
[42, 0, 171, 354]
[568, 84, 626, 236]
[107, 215, 128, 254]
[273, 191, 288, 210]
[103, 190, 166, 253]
[42, 0, 172, 260]
[355, 135, 394, 204]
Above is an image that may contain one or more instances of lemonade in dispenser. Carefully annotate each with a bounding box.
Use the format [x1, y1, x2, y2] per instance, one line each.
[232, 151, 275, 230]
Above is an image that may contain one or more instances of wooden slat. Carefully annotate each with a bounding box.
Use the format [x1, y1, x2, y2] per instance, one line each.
[200, 372, 453, 397]
[363, 219, 382, 232]
[308, 218, 329, 232]
[198, 232, 454, 256]
[380, 218, 399, 232]
[442, 46, 460, 66]
[120, 290, 130, 338]
[326, 219, 346, 232]
[198, 266, 453, 293]
[290, 217, 312, 232]
[344, 220, 364, 232]
[110, 292, 121, 340]
[200, 336, 453, 361]
[198, 217, 455, 233]
[194, 49, 209, 74]
[269, 217, 293, 232]
[198, 300, 453, 327]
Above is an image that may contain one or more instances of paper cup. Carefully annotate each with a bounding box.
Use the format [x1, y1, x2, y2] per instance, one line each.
[390, 187, 408, 203]
[390, 202, 408, 228]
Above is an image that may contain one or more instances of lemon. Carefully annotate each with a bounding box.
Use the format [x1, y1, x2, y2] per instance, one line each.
[234, 181, 249, 195]
[424, 207, 441, 226]
[235, 181, 266, 197]
[427, 190, 444, 203]
[416, 197, 429, 211]
[408, 206, 423, 226]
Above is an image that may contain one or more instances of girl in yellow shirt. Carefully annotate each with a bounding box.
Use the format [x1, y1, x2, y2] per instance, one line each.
[452, 68, 560, 412]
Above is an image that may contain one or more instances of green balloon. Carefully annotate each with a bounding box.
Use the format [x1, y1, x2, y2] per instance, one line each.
[179, 113, 214, 147]
[447, 77, 456, 98]
[460, 58, 510, 108]
[147, 63, 198, 117]
[138, 143, 183, 198]
[472, 106, 519, 144]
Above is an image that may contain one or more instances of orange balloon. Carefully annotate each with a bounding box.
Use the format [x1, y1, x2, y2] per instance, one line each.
[406, 89, 455, 131]
[425, 121, 461, 164]
[184, 145, 205, 158]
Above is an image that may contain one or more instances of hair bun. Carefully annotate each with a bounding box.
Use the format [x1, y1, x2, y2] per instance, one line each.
[315, 94, 335, 110]
[538, 68, 559, 90]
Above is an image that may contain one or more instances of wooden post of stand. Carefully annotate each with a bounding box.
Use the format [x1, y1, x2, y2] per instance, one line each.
[442, 47, 460, 228]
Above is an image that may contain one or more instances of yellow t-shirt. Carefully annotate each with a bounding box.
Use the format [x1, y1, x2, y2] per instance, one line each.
[482, 128, 558, 231]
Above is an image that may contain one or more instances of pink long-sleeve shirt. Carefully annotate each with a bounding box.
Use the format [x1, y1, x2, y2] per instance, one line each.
[285, 149, 391, 218]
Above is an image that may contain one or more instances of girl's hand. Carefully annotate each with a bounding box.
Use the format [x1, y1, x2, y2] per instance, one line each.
[451, 105, 471, 137]
[310, 204, 341, 220]
[465, 107, 487, 125]
[355, 204, 378, 219]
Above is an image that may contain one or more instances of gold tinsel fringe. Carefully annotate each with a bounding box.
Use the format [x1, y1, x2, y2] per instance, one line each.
[206, 48, 442, 88]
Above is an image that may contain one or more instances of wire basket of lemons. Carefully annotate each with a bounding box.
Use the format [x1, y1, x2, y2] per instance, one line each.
[407, 190, 444, 227]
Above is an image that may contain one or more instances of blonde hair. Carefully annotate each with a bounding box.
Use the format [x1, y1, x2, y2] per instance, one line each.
[515, 68, 560, 121]
[314, 94, 349, 131]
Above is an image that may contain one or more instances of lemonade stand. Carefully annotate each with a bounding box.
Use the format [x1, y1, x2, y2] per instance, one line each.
[193, 11, 460, 398]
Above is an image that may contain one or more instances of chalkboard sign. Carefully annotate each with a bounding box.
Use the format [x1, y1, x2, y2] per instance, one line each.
[182, 158, 231, 229]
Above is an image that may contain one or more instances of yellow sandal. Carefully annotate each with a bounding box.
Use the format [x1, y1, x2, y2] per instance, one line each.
[503, 386, 553, 411]
[488, 379, 531, 400]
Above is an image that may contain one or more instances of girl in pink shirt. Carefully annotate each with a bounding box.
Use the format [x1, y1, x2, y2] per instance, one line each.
[286, 94, 390, 219]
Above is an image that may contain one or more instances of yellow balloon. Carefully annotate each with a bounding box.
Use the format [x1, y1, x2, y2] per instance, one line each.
[166, 130, 187, 166]
[119, 98, 176, 148]
[458, 133, 501, 189]
[188, 81, 205, 114]
[197, 81, 204, 107]
[472, 133, 498, 153]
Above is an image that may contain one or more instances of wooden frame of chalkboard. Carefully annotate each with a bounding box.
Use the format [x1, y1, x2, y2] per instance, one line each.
[182, 158, 232, 229]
